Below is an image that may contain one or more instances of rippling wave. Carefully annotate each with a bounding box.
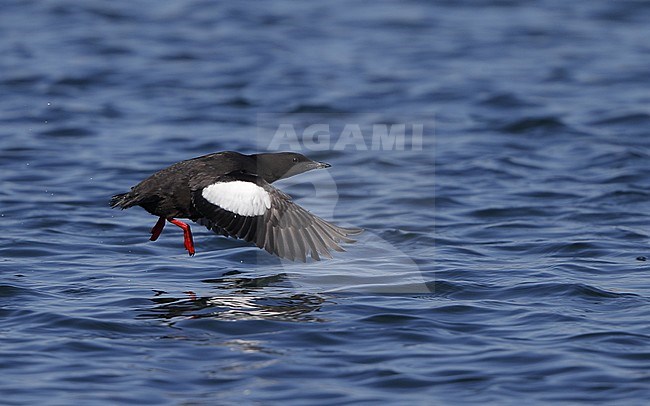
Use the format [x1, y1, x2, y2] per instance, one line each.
[1, 0, 649, 404]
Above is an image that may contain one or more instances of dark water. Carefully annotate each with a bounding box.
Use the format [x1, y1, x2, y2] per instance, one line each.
[1, 0, 649, 404]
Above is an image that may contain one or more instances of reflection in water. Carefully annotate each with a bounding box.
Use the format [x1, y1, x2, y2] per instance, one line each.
[139, 272, 326, 323]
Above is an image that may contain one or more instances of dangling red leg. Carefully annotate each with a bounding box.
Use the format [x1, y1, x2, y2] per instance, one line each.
[150, 216, 166, 241]
[168, 218, 195, 256]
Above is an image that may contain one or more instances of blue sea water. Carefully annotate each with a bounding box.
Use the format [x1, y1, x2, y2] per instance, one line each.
[1, 0, 650, 404]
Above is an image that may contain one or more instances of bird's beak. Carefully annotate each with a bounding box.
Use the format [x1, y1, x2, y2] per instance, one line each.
[316, 161, 331, 169]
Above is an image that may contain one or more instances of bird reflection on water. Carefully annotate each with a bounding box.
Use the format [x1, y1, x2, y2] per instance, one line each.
[139, 271, 326, 323]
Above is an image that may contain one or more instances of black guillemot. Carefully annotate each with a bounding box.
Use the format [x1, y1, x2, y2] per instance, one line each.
[110, 151, 362, 261]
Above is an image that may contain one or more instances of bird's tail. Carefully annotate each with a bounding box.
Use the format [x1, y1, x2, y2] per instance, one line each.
[110, 192, 136, 209]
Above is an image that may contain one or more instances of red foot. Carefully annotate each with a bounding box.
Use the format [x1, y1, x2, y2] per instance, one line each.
[169, 218, 195, 256]
[150, 217, 166, 241]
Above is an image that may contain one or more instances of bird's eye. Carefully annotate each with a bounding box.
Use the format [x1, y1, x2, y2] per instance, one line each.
[292, 157, 299, 162]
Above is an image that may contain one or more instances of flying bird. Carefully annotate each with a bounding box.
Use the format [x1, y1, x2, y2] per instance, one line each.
[110, 151, 362, 261]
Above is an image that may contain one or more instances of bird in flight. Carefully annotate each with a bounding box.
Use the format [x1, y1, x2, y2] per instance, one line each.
[110, 151, 362, 261]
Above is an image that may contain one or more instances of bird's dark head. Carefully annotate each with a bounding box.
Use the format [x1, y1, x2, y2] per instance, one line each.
[253, 152, 330, 183]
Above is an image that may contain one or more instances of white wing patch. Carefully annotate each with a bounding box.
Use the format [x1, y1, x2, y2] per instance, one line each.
[202, 181, 272, 216]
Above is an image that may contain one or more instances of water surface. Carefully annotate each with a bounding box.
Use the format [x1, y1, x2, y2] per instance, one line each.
[1, 0, 649, 404]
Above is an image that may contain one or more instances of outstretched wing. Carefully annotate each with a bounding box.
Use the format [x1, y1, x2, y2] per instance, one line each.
[191, 173, 362, 262]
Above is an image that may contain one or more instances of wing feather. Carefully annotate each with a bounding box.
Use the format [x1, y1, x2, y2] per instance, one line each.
[192, 173, 361, 261]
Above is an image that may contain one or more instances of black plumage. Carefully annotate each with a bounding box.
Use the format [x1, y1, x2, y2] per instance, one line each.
[110, 151, 361, 261]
